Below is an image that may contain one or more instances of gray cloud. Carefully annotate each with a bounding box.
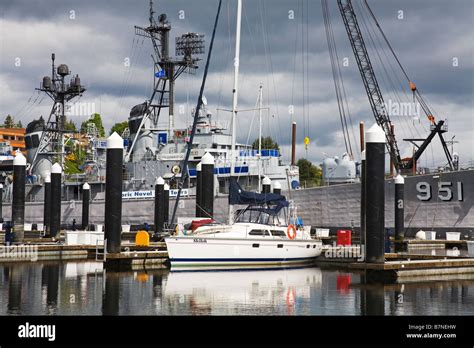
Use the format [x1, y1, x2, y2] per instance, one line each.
[0, 0, 472, 167]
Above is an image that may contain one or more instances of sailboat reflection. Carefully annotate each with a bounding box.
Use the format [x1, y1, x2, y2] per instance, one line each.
[163, 266, 322, 315]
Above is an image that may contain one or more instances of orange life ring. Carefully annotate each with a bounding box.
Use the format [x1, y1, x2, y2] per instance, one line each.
[287, 224, 297, 240]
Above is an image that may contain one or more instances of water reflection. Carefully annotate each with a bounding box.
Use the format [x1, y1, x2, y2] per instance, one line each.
[42, 264, 60, 313]
[7, 265, 22, 314]
[0, 262, 473, 315]
[103, 272, 120, 316]
[163, 267, 322, 315]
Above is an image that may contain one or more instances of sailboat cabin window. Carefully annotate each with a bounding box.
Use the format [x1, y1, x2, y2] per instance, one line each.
[248, 230, 270, 236]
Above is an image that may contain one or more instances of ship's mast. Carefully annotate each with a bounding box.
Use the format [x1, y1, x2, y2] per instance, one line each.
[127, 0, 204, 161]
[33, 53, 85, 173]
[257, 83, 263, 193]
[228, 0, 242, 224]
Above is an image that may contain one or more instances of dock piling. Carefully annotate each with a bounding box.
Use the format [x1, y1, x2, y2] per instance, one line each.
[201, 152, 214, 219]
[394, 174, 405, 252]
[360, 150, 366, 247]
[82, 182, 90, 230]
[12, 152, 26, 243]
[195, 162, 203, 217]
[365, 124, 385, 263]
[43, 173, 51, 235]
[154, 176, 165, 236]
[49, 163, 62, 239]
[104, 132, 123, 254]
[164, 183, 169, 226]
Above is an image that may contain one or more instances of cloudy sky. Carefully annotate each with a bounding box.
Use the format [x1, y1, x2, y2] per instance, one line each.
[0, 0, 472, 168]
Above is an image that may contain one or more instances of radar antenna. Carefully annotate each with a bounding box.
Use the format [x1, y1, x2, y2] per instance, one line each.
[32, 53, 85, 172]
[126, 1, 205, 161]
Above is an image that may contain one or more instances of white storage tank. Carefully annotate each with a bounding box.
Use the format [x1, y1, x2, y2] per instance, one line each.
[322, 153, 356, 185]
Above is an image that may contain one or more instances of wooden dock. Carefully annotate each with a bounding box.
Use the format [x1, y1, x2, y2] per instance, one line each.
[349, 258, 474, 283]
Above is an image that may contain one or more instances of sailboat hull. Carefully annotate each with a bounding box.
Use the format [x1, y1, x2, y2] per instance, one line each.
[165, 236, 323, 268]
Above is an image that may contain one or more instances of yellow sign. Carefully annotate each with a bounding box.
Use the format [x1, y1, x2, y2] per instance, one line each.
[304, 137, 310, 145]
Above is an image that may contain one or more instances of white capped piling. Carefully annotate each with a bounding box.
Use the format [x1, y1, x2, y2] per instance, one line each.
[360, 150, 366, 246]
[195, 162, 203, 217]
[262, 176, 271, 194]
[50, 163, 62, 239]
[365, 124, 386, 263]
[201, 152, 214, 219]
[273, 181, 282, 195]
[0, 183, 3, 222]
[394, 174, 405, 252]
[82, 182, 90, 230]
[12, 152, 26, 242]
[104, 132, 123, 253]
[163, 183, 170, 225]
[43, 173, 51, 234]
[154, 176, 165, 235]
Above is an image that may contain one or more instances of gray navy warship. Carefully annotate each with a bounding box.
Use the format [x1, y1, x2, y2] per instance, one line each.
[1, 1, 472, 240]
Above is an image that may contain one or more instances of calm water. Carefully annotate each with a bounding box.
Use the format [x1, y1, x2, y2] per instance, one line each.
[0, 261, 473, 315]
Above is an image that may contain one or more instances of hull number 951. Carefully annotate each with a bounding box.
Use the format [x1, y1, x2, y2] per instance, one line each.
[416, 181, 463, 201]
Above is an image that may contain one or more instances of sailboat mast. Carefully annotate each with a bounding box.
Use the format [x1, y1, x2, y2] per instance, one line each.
[258, 83, 263, 193]
[228, 0, 242, 224]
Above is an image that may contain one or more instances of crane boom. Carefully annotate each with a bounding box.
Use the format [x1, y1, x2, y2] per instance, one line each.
[337, 0, 402, 170]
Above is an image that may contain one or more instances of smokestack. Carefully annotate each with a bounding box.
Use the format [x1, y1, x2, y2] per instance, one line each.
[291, 122, 296, 166]
[359, 121, 365, 153]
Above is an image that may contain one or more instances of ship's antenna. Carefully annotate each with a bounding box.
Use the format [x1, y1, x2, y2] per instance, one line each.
[126, 3, 205, 162]
[31, 54, 85, 174]
[149, 0, 155, 26]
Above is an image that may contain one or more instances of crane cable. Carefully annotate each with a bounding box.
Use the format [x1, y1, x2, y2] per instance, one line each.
[363, 0, 436, 124]
[354, 0, 417, 141]
[322, 0, 354, 158]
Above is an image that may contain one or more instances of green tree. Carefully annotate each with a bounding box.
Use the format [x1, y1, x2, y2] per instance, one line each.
[80, 113, 105, 137]
[109, 121, 129, 136]
[64, 142, 87, 175]
[251, 136, 280, 152]
[16, 120, 23, 128]
[297, 158, 322, 187]
[64, 119, 77, 132]
[4, 115, 15, 128]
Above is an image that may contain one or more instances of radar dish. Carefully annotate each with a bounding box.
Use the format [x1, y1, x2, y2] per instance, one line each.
[202, 95, 208, 106]
[158, 14, 167, 23]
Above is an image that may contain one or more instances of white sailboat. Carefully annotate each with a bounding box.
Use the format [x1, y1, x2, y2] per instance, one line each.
[165, 0, 322, 269]
[165, 203, 323, 268]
